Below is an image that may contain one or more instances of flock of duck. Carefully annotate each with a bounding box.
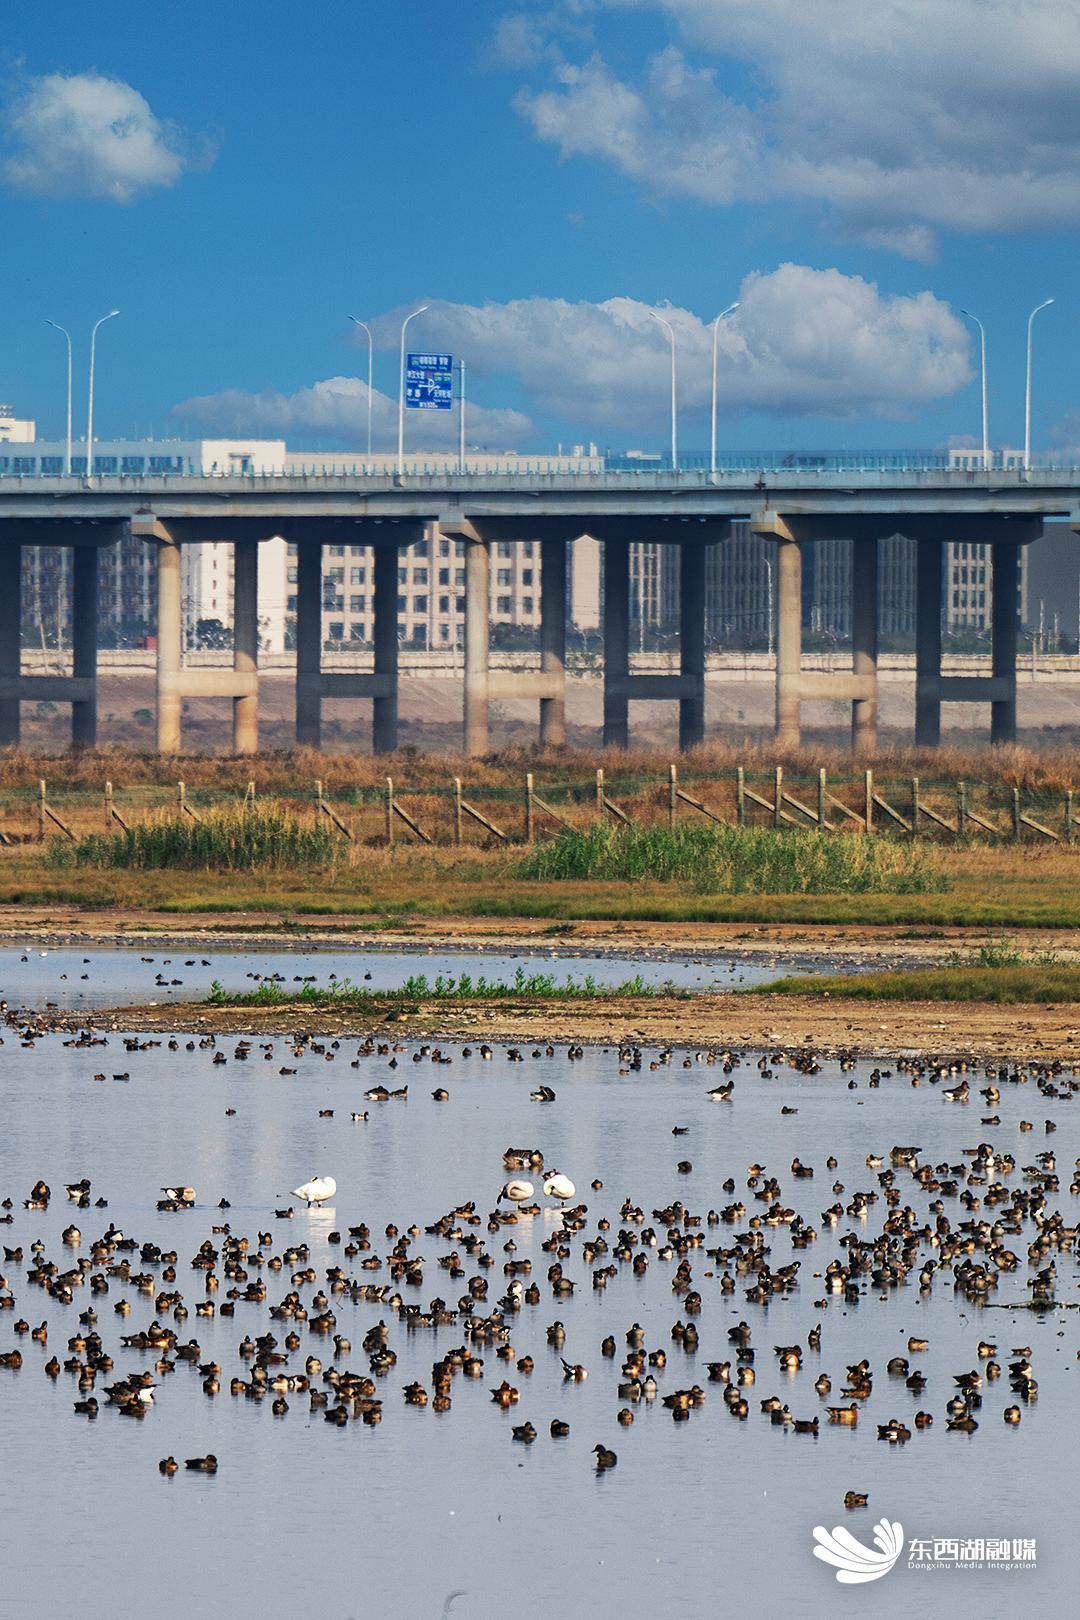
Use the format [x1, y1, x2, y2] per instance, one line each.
[1, 1006, 1077, 1506]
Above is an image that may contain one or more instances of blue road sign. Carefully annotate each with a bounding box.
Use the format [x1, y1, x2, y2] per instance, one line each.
[406, 352, 454, 410]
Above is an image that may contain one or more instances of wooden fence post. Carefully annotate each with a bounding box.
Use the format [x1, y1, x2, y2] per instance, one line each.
[817, 768, 827, 829]
[104, 780, 113, 834]
[1066, 790, 1074, 845]
[773, 765, 783, 829]
[1012, 786, 1022, 842]
[669, 764, 677, 829]
[864, 769, 874, 834]
[385, 777, 394, 846]
[957, 780, 967, 838]
[596, 768, 606, 825]
[38, 779, 46, 842]
[525, 772, 535, 844]
[736, 767, 745, 827]
[912, 777, 920, 835]
[453, 777, 463, 846]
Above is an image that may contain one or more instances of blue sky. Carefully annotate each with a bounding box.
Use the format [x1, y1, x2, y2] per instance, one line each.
[1, 0, 1077, 455]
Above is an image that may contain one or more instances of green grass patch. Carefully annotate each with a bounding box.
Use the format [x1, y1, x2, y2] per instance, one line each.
[46, 805, 339, 872]
[208, 965, 662, 1007]
[755, 964, 1080, 1003]
[513, 823, 946, 895]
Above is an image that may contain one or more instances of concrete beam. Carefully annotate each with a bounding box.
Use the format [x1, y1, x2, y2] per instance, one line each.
[540, 537, 567, 747]
[775, 536, 802, 746]
[158, 670, 259, 699]
[233, 539, 258, 755]
[0, 676, 95, 702]
[295, 540, 322, 747]
[155, 537, 182, 753]
[0, 545, 20, 745]
[602, 539, 630, 748]
[798, 673, 878, 703]
[851, 538, 878, 754]
[463, 535, 490, 755]
[991, 543, 1019, 744]
[487, 672, 566, 702]
[679, 541, 706, 750]
[915, 536, 943, 747]
[71, 546, 98, 749]
[372, 544, 398, 754]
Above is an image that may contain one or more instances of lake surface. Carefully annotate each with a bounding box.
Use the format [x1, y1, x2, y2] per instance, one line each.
[0, 942, 827, 1011]
[0, 996, 1071, 1618]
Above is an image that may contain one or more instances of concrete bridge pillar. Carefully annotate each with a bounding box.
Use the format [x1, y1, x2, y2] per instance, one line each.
[295, 540, 323, 747]
[991, 543, 1019, 745]
[679, 541, 706, 751]
[602, 539, 630, 748]
[463, 536, 490, 755]
[851, 539, 878, 755]
[373, 544, 399, 754]
[775, 536, 802, 747]
[539, 538, 567, 748]
[155, 536, 183, 754]
[915, 536, 943, 748]
[0, 546, 20, 746]
[72, 547, 98, 750]
[232, 539, 259, 755]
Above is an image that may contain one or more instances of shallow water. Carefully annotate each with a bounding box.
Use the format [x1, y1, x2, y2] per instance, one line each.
[0, 1025, 1072, 1619]
[0, 943, 821, 1011]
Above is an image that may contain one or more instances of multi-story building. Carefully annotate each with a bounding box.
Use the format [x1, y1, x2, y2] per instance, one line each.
[0, 405, 35, 444]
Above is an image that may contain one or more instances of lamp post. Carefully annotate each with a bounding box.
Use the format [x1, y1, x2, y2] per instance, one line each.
[650, 310, 678, 471]
[46, 320, 72, 476]
[348, 316, 374, 459]
[959, 308, 989, 468]
[1025, 297, 1054, 473]
[710, 301, 739, 474]
[397, 305, 429, 475]
[87, 309, 120, 478]
[458, 359, 466, 474]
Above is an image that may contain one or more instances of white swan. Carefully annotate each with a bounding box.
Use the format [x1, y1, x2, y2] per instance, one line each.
[499, 1179, 534, 1203]
[543, 1172, 576, 1201]
[292, 1174, 337, 1206]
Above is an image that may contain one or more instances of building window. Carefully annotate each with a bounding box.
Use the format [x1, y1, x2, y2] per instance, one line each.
[329, 546, 345, 558]
[414, 539, 428, 557]
[497, 542, 511, 558]
[350, 624, 366, 641]
[287, 594, 297, 612]
[413, 595, 428, 614]
[438, 567, 449, 585]
[456, 595, 465, 613]
[287, 567, 298, 584]
[497, 595, 511, 614]
[522, 596, 533, 614]
[455, 568, 465, 586]
[439, 595, 449, 613]
[497, 569, 511, 586]
[398, 567, 408, 585]
[350, 567, 365, 584]
[350, 595, 366, 613]
[413, 567, 428, 585]
[439, 539, 450, 556]
[397, 595, 406, 613]
[523, 542, 534, 557]
[328, 621, 344, 640]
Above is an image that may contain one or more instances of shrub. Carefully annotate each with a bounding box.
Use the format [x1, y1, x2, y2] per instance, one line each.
[48, 805, 339, 871]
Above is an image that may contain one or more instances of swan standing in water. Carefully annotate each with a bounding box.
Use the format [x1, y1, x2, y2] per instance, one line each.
[543, 1172, 576, 1201]
[292, 1175, 337, 1206]
[499, 1180, 534, 1203]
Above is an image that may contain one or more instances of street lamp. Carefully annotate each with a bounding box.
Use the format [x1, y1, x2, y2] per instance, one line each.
[87, 309, 120, 478]
[710, 301, 739, 475]
[46, 320, 72, 476]
[650, 310, 678, 471]
[1025, 297, 1054, 473]
[348, 316, 374, 459]
[959, 308, 989, 468]
[397, 305, 429, 475]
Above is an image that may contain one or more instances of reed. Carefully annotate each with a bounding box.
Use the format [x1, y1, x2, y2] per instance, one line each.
[208, 965, 659, 1006]
[513, 823, 946, 894]
[755, 964, 1080, 1003]
[48, 804, 339, 871]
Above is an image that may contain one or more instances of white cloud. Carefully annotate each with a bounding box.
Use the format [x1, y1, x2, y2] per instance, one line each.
[508, 1, 1080, 253]
[172, 375, 533, 450]
[369, 267, 970, 430]
[1, 71, 208, 201]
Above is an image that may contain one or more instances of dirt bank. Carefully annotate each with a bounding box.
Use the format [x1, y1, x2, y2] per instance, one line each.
[71, 991, 1080, 1061]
